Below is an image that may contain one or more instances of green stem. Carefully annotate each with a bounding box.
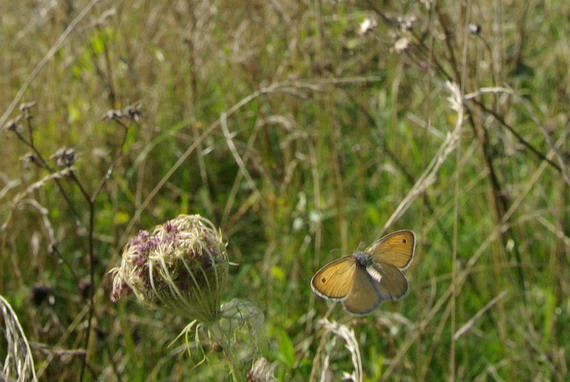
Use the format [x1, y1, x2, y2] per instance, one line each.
[208, 322, 240, 381]
[223, 349, 240, 382]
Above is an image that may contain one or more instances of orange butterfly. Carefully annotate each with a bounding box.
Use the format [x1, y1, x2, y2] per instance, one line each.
[311, 230, 415, 315]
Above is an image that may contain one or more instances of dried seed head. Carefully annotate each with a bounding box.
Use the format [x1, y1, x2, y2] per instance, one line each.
[110, 214, 229, 323]
[19, 101, 36, 113]
[31, 284, 53, 306]
[20, 152, 40, 166]
[6, 116, 23, 134]
[102, 109, 123, 121]
[469, 24, 482, 35]
[247, 357, 277, 382]
[102, 101, 142, 123]
[122, 101, 142, 122]
[393, 37, 410, 54]
[397, 15, 416, 31]
[358, 17, 377, 36]
[50, 148, 76, 168]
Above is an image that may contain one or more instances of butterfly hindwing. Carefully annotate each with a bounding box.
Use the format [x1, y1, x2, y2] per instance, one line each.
[372, 262, 409, 301]
[311, 256, 357, 300]
[341, 267, 382, 315]
[366, 230, 415, 270]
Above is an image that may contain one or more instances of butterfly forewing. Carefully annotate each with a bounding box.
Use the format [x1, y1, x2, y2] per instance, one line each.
[341, 268, 382, 314]
[366, 230, 415, 270]
[372, 263, 409, 300]
[311, 256, 357, 300]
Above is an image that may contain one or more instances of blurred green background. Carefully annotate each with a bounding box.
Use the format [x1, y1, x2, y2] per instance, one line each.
[1, 0, 569, 380]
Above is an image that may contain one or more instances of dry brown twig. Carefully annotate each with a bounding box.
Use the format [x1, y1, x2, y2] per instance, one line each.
[380, 81, 465, 236]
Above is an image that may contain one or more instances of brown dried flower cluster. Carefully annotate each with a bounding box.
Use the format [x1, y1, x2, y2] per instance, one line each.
[110, 214, 228, 324]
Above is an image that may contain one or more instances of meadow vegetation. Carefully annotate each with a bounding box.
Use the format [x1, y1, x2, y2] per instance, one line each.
[1, 0, 569, 380]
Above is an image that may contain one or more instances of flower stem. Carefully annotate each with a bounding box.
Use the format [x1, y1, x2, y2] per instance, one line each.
[223, 349, 240, 382]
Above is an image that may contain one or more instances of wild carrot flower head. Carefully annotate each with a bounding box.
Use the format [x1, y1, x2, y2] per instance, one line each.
[110, 214, 229, 324]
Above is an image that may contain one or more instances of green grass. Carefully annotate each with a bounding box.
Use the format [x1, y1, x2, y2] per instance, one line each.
[1, 0, 569, 380]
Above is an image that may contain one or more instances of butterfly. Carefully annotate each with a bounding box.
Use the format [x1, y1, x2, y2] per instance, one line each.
[311, 230, 415, 315]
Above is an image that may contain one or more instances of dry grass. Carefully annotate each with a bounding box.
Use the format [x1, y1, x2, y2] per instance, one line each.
[1, 0, 569, 380]
[1, 295, 37, 381]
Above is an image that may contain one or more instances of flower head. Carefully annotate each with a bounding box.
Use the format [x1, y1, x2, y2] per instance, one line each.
[111, 214, 229, 323]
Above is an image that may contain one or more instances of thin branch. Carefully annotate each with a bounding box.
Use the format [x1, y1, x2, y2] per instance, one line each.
[453, 290, 509, 340]
[471, 98, 561, 172]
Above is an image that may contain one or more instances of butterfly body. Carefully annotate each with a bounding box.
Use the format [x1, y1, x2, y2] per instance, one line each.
[311, 230, 415, 315]
[353, 251, 372, 267]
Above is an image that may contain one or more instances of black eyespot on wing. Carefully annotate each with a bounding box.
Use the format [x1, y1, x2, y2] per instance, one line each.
[311, 256, 357, 300]
[365, 230, 415, 270]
